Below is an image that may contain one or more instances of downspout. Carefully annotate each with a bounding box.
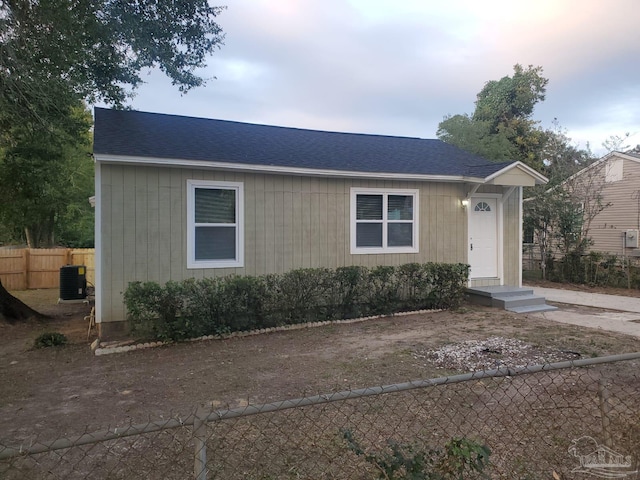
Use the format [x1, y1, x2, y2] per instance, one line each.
[93, 156, 102, 334]
[622, 231, 629, 288]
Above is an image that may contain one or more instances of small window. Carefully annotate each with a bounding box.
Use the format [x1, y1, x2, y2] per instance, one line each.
[474, 201, 492, 212]
[351, 188, 419, 254]
[605, 159, 623, 183]
[523, 225, 534, 244]
[187, 180, 244, 268]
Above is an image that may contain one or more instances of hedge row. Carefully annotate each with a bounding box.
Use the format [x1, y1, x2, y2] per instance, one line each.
[546, 252, 640, 288]
[123, 263, 470, 342]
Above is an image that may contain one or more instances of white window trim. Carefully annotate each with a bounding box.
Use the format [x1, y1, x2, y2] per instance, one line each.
[350, 187, 419, 255]
[187, 179, 244, 269]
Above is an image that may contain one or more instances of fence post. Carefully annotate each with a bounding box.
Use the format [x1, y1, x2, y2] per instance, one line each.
[598, 378, 612, 448]
[193, 406, 208, 480]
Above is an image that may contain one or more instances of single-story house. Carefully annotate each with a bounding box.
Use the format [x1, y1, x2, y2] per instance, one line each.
[93, 108, 547, 337]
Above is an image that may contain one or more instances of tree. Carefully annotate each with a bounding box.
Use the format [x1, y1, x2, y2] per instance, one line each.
[0, 103, 94, 248]
[436, 114, 515, 161]
[0, 280, 48, 322]
[0, 0, 226, 322]
[542, 119, 595, 179]
[437, 64, 548, 170]
[1, 0, 226, 129]
[602, 133, 631, 153]
[473, 64, 547, 128]
[522, 120, 598, 279]
[524, 161, 609, 279]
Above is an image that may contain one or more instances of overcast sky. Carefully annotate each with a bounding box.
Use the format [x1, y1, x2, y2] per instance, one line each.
[118, 0, 640, 157]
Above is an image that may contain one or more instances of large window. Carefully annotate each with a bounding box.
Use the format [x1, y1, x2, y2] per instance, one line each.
[187, 180, 244, 268]
[350, 188, 419, 254]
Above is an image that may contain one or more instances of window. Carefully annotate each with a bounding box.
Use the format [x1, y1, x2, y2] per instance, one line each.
[187, 180, 244, 268]
[523, 224, 534, 244]
[605, 159, 623, 183]
[350, 188, 419, 254]
[474, 201, 492, 212]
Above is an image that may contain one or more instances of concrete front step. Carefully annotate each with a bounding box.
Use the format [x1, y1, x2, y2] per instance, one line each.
[467, 286, 534, 298]
[466, 286, 557, 313]
[507, 304, 558, 314]
[492, 294, 546, 309]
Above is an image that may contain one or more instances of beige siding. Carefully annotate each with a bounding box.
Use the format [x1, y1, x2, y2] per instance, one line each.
[588, 158, 640, 255]
[100, 165, 512, 324]
[489, 169, 536, 187]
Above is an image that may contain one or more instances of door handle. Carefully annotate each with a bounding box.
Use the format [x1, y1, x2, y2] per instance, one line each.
[470, 243, 473, 251]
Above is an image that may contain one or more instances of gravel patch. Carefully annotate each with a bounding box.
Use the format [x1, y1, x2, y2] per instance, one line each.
[414, 336, 581, 371]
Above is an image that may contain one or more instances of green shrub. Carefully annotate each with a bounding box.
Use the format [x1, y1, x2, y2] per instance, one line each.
[547, 252, 640, 289]
[34, 332, 68, 348]
[123, 262, 470, 342]
[342, 429, 491, 479]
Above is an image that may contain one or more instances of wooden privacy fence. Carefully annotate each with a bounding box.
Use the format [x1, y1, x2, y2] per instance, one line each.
[0, 248, 95, 291]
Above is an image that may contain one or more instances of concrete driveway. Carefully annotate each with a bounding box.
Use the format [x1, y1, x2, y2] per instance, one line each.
[527, 285, 640, 338]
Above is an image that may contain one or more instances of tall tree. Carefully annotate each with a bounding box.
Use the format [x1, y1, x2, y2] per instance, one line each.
[0, 0, 226, 321]
[0, 103, 94, 248]
[437, 64, 548, 170]
[473, 64, 547, 129]
[436, 114, 515, 161]
[542, 119, 595, 180]
[1, 0, 225, 129]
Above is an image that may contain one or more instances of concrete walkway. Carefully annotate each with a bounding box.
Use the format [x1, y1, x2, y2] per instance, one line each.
[526, 285, 640, 338]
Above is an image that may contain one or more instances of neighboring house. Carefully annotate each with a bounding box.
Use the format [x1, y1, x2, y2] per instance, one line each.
[564, 149, 640, 256]
[93, 108, 547, 337]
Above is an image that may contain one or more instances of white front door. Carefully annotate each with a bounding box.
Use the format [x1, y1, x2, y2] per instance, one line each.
[468, 198, 498, 278]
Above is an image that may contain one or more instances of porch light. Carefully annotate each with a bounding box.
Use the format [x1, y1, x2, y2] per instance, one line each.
[461, 199, 470, 208]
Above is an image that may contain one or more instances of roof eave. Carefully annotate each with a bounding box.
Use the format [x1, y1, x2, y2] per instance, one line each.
[93, 153, 489, 183]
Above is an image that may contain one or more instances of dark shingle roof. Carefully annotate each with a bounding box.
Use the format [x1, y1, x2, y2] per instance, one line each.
[93, 108, 513, 178]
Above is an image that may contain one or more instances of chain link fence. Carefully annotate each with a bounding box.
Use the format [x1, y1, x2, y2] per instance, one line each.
[1, 353, 639, 479]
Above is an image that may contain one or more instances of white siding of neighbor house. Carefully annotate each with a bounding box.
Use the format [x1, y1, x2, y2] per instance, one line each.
[588, 157, 640, 255]
[98, 163, 523, 326]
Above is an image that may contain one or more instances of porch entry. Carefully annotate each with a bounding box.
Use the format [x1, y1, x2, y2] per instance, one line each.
[468, 197, 498, 278]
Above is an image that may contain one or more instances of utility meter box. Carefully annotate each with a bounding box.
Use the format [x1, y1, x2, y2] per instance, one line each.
[626, 230, 639, 248]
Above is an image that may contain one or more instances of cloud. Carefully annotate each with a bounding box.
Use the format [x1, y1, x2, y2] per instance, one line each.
[109, 0, 639, 154]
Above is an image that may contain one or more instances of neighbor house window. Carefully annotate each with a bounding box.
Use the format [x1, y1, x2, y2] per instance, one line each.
[187, 180, 244, 268]
[605, 158, 623, 183]
[350, 188, 419, 254]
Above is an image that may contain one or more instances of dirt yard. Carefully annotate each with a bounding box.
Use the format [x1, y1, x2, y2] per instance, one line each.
[1, 288, 640, 446]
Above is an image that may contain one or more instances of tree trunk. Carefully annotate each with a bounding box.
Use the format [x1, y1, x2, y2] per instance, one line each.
[25, 227, 33, 249]
[0, 279, 48, 323]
